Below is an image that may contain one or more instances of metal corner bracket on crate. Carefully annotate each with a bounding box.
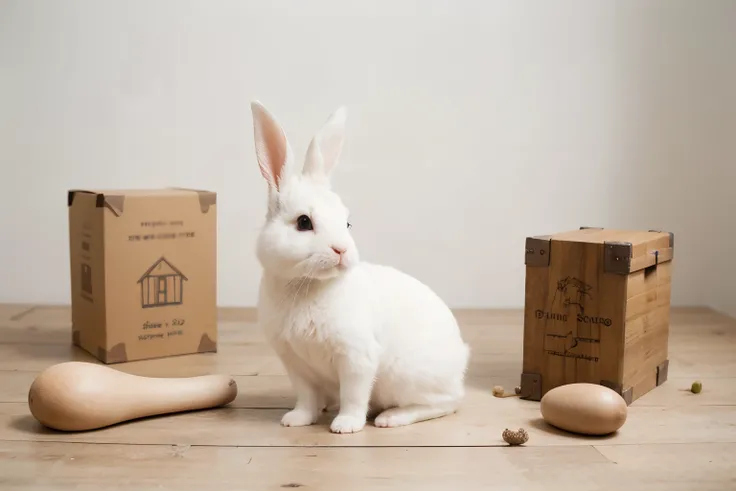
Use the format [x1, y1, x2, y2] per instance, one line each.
[519, 372, 542, 400]
[524, 236, 551, 267]
[603, 241, 633, 275]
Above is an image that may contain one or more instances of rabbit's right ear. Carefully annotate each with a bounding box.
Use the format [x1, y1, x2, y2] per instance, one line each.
[251, 101, 294, 190]
[303, 106, 347, 180]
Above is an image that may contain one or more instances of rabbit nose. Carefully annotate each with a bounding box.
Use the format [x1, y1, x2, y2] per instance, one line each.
[331, 246, 345, 255]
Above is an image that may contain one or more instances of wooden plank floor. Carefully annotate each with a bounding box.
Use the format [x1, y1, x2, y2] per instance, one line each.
[1, 304, 735, 490]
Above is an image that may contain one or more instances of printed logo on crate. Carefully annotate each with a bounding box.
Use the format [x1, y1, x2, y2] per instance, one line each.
[534, 276, 612, 327]
[534, 276, 615, 364]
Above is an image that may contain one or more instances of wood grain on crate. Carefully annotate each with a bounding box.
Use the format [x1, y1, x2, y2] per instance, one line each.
[0, 304, 735, 491]
[624, 261, 673, 401]
[522, 229, 678, 405]
[523, 238, 630, 393]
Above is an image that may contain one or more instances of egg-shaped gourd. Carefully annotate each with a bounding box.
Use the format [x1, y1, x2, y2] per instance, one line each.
[540, 383, 627, 435]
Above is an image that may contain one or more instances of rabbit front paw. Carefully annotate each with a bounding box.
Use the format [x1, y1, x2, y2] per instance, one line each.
[281, 409, 319, 427]
[330, 414, 366, 434]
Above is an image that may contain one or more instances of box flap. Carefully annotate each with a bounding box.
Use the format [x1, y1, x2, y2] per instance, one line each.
[67, 188, 217, 216]
[67, 189, 126, 216]
[169, 187, 217, 213]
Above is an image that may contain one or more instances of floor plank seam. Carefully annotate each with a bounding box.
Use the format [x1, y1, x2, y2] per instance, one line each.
[2, 440, 735, 448]
[0, 369, 265, 376]
[591, 445, 616, 463]
[8, 306, 39, 322]
[3, 402, 736, 409]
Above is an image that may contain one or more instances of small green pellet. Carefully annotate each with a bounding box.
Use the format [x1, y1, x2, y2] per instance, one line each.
[691, 381, 702, 394]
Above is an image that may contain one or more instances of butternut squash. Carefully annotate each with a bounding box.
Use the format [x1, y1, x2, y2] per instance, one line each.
[28, 361, 238, 431]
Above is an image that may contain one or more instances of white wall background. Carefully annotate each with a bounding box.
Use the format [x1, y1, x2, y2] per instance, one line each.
[1, 1, 734, 314]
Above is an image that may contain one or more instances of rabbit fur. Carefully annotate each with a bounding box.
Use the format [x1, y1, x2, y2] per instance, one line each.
[250, 101, 470, 434]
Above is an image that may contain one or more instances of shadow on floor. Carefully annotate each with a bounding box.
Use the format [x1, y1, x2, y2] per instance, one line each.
[526, 416, 619, 442]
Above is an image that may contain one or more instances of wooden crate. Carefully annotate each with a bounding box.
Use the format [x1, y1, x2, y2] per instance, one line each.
[519, 227, 674, 405]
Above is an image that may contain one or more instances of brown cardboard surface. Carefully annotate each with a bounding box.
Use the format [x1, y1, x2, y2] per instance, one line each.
[68, 188, 217, 363]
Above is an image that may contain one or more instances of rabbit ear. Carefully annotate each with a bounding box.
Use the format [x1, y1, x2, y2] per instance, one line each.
[303, 106, 347, 179]
[251, 101, 294, 190]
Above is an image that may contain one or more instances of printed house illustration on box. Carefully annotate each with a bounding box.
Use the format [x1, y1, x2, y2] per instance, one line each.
[138, 256, 187, 308]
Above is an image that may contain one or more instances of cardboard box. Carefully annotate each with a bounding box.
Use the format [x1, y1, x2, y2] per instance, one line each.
[67, 188, 217, 363]
[520, 227, 674, 405]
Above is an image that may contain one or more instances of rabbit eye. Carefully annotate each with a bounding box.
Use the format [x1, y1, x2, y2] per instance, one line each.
[296, 215, 313, 231]
[347, 222, 352, 229]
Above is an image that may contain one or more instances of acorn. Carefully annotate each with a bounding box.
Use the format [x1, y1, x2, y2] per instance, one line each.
[502, 428, 529, 446]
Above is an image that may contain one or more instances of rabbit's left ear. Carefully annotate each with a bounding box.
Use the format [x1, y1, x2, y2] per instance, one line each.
[303, 106, 347, 178]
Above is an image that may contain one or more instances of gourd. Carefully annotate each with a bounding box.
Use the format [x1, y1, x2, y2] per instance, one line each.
[540, 382, 627, 435]
[28, 361, 238, 431]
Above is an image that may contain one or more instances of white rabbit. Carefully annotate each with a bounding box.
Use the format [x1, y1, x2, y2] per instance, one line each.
[250, 101, 470, 434]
